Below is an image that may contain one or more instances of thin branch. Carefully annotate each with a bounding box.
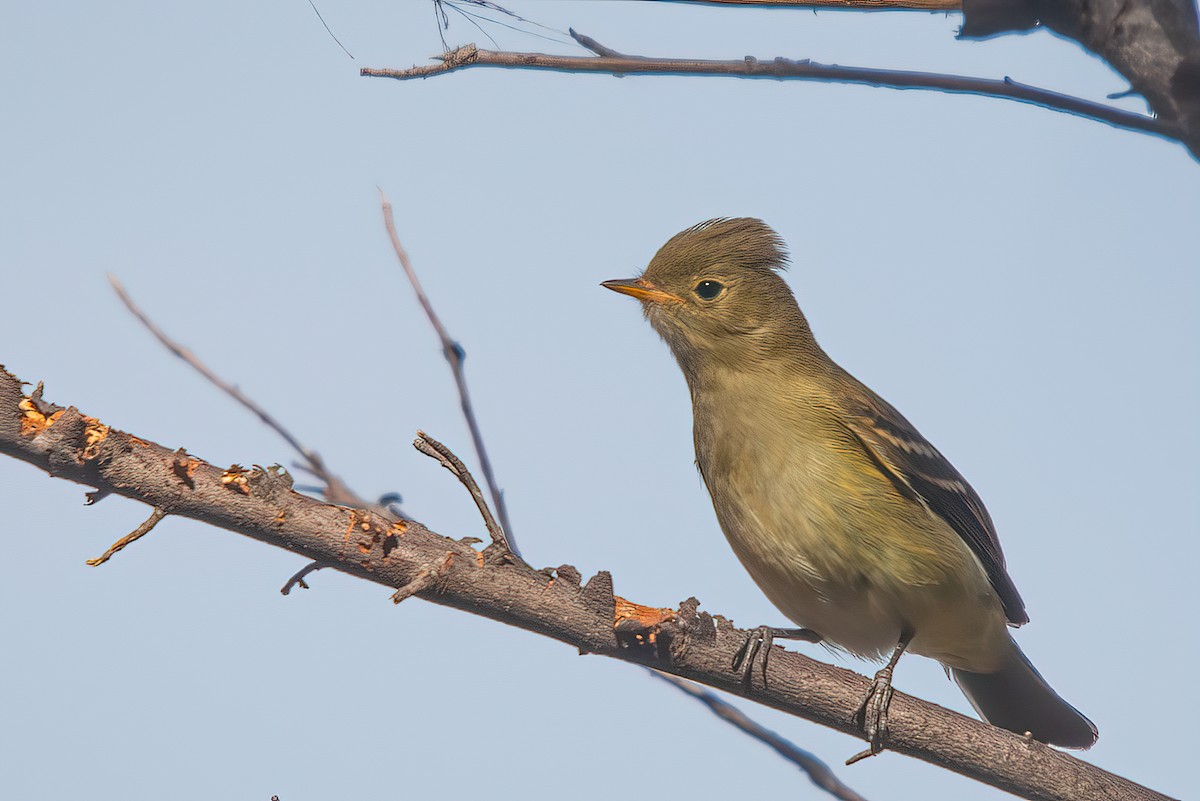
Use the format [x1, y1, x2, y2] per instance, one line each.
[653, 672, 871, 801]
[441, 1, 576, 48]
[108, 276, 370, 511]
[378, 190, 518, 555]
[360, 37, 1180, 146]
[86, 507, 167, 566]
[0, 367, 1174, 801]
[654, 0, 960, 8]
[413, 430, 513, 556]
[305, 0, 354, 59]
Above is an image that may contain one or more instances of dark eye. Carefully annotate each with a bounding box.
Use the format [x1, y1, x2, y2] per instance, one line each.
[694, 280, 724, 300]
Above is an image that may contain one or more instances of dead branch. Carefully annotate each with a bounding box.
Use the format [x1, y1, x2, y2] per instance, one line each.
[662, 0, 957, 7]
[0, 366, 1174, 801]
[86, 506, 167, 566]
[413, 430, 514, 557]
[360, 36, 1180, 149]
[379, 192, 516, 553]
[280, 561, 327, 594]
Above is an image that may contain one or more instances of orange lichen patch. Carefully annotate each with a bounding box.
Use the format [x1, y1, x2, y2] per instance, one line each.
[357, 540, 372, 554]
[389, 521, 407, 536]
[613, 596, 677, 643]
[220, 464, 252, 494]
[17, 398, 63, 436]
[172, 454, 200, 481]
[127, 435, 149, 448]
[273, 509, 287, 526]
[80, 418, 110, 460]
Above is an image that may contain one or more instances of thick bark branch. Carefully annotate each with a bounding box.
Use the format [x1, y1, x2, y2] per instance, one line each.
[0, 366, 1174, 801]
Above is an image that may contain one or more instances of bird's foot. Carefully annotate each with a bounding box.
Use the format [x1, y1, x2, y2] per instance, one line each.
[847, 664, 896, 765]
[731, 626, 822, 689]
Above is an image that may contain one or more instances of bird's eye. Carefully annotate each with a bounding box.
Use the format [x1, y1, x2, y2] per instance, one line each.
[694, 280, 724, 300]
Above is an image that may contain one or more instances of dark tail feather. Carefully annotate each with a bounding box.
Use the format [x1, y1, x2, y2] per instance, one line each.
[952, 641, 1098, 749]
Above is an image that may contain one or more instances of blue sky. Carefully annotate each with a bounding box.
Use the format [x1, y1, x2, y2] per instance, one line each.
[2, 3, 1196, 800]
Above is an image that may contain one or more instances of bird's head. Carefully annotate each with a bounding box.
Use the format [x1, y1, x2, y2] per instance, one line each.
[603, 218, 814, 376]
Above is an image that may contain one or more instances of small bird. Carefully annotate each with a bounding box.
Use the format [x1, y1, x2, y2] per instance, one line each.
[602, 218, 1096, 755]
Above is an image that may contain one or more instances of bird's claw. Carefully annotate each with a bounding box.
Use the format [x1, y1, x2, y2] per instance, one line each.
[732, 626, 821, 689]
[847, 665, 896, 764]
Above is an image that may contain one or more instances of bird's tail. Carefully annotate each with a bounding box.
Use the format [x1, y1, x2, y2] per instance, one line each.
[951, 638, 1098, 749]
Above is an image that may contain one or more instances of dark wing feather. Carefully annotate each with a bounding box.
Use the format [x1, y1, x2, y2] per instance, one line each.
[841, 379, 1029, 626]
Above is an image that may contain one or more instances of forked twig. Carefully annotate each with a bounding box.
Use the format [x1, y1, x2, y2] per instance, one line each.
[413, 430, 512, 555]
[280, 561, 328, 594]
[653, 672, 870, 801]
[379, 191, 518, 556]
[87, 507, 167, 566]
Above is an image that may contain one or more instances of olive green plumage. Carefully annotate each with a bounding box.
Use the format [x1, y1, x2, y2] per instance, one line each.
[604, 218, 1096, 749]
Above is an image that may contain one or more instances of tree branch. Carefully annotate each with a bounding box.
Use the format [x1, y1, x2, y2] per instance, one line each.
[379, 190, 517, 555]
[0, 365, 1175, 801]
[361, 38, 1180, 147]
[413, 429, 514, 557]
[658, 0, 959, 8]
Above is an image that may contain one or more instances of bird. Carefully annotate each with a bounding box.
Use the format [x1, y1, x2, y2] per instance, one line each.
[601, 217, 1097, 756]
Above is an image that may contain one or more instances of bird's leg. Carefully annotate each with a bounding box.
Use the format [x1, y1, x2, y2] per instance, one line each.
[848, 629, 914, 764]
[732, 626, 823, 688]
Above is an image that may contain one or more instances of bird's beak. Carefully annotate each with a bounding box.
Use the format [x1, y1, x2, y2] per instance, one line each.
[601, 277, 683, 305]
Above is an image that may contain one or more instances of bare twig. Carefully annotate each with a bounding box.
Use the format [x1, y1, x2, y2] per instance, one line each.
[86, 507, 167, 566]
[655, 0, 959, 8]
[378, 191, 517, 555]
[108, 276, 369, 511]
[413, 430, 512, 556]
[360, 38, 1180, 146]
[280, 561, 327, 594]
[437, 0, 575, 48]
[305, 0, 354, 59]
[653, 672, 870, 801]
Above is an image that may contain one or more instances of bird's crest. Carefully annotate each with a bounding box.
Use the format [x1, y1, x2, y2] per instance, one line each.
[649, 217, 790, 276]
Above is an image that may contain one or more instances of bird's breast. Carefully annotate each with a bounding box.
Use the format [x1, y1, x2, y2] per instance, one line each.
[691, 379, 1003, 664]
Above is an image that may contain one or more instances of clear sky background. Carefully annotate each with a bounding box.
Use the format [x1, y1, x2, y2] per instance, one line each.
[2, 3, 1197, 800]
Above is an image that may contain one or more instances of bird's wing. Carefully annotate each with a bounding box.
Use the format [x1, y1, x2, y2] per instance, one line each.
[840, 380, 1029, 626]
